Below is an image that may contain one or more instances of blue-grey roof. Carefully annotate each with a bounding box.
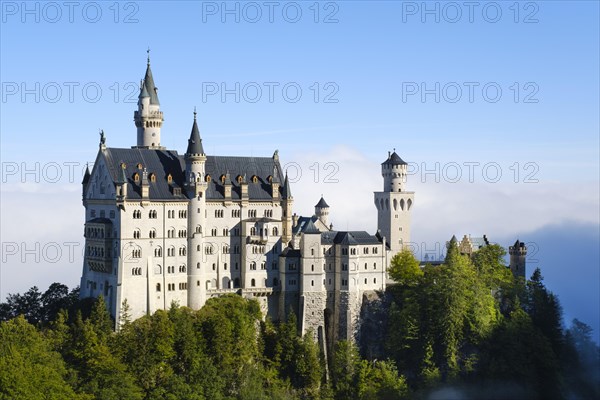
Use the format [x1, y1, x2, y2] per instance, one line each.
[282, 173, 292, 199]
[82, 165, 91, 185]
[315, 197, 329, 208]
[382, 151, 407, 166]
[102, 147, 283, 201]
[292, 216, 319, 235]
[302, 219, 321, 234]
[185, 117, 204, 156]
[143, 63, 159, 105]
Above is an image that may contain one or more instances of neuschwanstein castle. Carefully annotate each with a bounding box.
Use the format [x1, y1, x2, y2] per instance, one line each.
[80, 57, 415, 344]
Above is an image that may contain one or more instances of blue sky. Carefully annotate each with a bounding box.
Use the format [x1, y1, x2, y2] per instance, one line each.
[1, 1, 599, 339]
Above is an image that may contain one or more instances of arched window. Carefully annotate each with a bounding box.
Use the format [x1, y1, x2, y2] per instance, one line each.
[272, 226, 278, 236]
[154, 247, 162, 257]
[156, 283, 161, 292]
[234, 278, 240, 288]
[251, 278, 256, 287]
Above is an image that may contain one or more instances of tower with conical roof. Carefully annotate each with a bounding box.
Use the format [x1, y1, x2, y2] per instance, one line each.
[184, 110, 208, 309]
[314, 196, 330, 227]
[133, 51, 164, 149]
[374, 150, 414, 256]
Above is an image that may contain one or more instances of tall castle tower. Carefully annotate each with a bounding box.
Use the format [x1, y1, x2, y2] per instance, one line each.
[133, 52, 164, 149]
[185, 110, 208, 309]
[509, 240, 527, 279]
[374, 150, 414, 256]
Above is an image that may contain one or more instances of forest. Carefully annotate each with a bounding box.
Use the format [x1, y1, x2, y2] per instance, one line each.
[1, 242, 598, 400]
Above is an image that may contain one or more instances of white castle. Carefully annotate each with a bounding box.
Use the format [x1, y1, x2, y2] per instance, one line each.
[80, 58, 414, 345]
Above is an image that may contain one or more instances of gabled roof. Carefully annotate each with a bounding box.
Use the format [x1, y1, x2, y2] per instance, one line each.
[382, 151, 407, 166]
[302, 219, 321, 234]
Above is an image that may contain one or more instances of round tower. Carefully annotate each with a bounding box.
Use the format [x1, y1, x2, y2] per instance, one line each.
[381, 149, 408, 192]
[185, 110, 208, 309]
[133, 52, 164, 149]
[315, 196, 330, 226]
[509, 240, 527, 279]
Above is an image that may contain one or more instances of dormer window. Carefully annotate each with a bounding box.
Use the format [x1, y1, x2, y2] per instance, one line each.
[167, 174, 172, 183]
[267, 175, 273, 183]
[205, 175, 211, 182]
[251, 175, 258, 183]
[133, 173, 140, 182]
[149, 173, 156, 182]
[237, 175, 243, 184]
[137, 163, 143, 169]
[220, 175, 226, 184]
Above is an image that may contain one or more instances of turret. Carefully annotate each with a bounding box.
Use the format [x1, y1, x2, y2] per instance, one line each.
[382, 149, 408, 192]
[509, 240, 527, 279]
[185, 110, 208, 310]
[374, 149, 414, 255]
[184, 109, 207, 196]
[281, 172, 294, 243]
[314, 196, 330, 226]
[133, 51, 164, 149]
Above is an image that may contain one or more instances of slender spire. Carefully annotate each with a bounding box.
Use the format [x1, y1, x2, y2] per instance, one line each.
[142, 50, 159, 105]
[185, 109, 204, 156]
[82, 163, 91, 185]
[283, 171, 292, 199]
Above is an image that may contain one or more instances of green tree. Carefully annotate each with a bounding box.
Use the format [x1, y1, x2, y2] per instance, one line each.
[0, 316, 87, 400]
[388, 249, 423, 286]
